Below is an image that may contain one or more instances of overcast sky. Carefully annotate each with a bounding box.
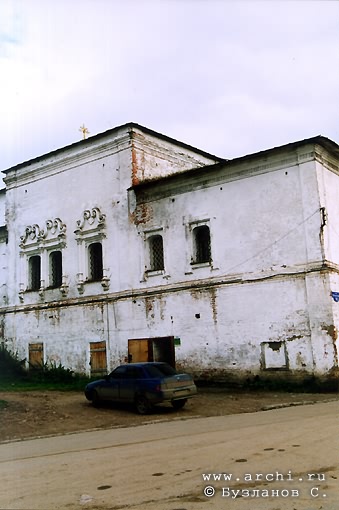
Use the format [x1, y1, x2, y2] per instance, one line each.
[1, 0, 339, 174]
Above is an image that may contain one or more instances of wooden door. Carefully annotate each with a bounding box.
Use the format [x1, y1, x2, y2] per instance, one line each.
[28, 343, 44, 369]
[128, 339, 152, 363]
[128, 337, 175, 367]
[90, 341, 107, 377]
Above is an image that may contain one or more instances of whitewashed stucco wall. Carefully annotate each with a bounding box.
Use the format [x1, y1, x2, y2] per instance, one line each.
[126, 154, 337, 382]
[4, 272, 332, 382]
[0, 190, 5, 226]
[132, 159, 323, 283]
[2, 131, 339, 385]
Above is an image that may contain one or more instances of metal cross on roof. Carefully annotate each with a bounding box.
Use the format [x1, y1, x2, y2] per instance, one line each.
[79, 124, 90, 140]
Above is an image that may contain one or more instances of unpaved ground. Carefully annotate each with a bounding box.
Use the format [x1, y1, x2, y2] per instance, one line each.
[0, 389, 337, 443]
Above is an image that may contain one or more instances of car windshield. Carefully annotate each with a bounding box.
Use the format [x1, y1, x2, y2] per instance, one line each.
[146, 363, 177, 378]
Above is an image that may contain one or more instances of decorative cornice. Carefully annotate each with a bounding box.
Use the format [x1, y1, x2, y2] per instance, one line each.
[74, 207, 106, 238]
[314, 144, 339, 176]
[20, 224, 45, 246]
[1, 259, 337, 314]
[4, 132, 132, 189]
[133, 145, 332, 204]
[20, 218, 66, 249]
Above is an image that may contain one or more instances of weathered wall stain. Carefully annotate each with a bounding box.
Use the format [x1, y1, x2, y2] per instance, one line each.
[130, 203, 153, 225]
[321, 324, 338, 341]
[286, 334, 304, 341]
[321, 323, 338, 365]
[189, 287, 218, 325]
[131, 137, 140, 187]
[144, 297, 154, 319]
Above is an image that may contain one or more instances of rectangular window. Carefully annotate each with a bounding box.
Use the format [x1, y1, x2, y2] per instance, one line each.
[88, 242, 103, 281]
[149, 235, 164, 271]
[193, 225, 211, 264]
[29, 255, 41, 290]
[49, 251, 62, 288]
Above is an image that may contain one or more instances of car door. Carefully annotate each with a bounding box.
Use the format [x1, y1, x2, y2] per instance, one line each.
[99, 365, 127, 401]
[119, 365, 144, 402]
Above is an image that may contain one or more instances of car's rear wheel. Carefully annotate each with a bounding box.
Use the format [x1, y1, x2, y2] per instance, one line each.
[135, 395, 151, 415]
[91, 390, 101, 407]
[172, 399, 187, 410]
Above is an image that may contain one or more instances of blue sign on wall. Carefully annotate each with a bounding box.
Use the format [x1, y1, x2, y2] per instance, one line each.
[331, 291, 339, 302]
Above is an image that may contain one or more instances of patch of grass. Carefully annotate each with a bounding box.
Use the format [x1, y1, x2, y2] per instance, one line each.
[0, 344, 26, 377]
[0, 378, 91, 392]
[0, 345, 92, 392]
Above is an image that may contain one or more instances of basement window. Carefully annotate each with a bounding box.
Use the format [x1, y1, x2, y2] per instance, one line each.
[49, 251, 62, 288]
[88, 242, 103, 281]
[149, 235, 164, 271]
[192, 225, 211, 264]
[29, 255, 41, 291]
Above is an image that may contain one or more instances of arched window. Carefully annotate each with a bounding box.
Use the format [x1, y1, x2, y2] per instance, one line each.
[88, 242, 103, 281]
[193, 225, 211, 264]
[29, 255, 41, 290]
[149, 235, 164, 271]
[49, 251, 62, 288]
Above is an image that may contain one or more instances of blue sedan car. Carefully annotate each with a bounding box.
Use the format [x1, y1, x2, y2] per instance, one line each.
[85, 362, 197, 414]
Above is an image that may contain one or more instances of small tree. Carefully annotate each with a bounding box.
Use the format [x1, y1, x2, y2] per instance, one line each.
[0, 344, 26, 378]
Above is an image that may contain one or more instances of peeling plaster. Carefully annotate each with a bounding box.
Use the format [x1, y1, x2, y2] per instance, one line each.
[321, 323, 338, 366]
[131, 203, 153, 225]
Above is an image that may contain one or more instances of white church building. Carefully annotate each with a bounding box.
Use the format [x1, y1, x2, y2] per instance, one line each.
[1, 123, 339, 388]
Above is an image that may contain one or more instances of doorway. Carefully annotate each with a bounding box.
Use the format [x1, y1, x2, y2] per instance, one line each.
[90, 341, 107, 377]
[128, 336, 175, 367]
[28, 342, 44, 369]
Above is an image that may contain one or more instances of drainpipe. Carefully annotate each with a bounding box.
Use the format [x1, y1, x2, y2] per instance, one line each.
[319, 206, 327, 266]
[106, 301, 110, 372]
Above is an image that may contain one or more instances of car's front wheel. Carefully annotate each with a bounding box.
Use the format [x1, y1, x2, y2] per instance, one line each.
[91, 390, 101, 407]
[172, 399, 187, 410]
[135, 395, 151, 415]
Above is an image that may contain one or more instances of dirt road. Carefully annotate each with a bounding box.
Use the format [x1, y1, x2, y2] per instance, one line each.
[0, 389, 335, 443]
[0, 401, 337, 510]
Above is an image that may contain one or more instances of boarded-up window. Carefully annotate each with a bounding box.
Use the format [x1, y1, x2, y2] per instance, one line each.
[29, 255, 41, 290]
[88, 242, 103, 281]
[50, 251, 62, 288]
[149, 235, 164, 271]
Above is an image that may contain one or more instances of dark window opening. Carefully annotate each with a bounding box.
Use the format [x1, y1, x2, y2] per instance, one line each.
[193, 225, 211, 264]
[149, 235, 164, 271]
[88, 242, 103, 281]
[49, 251, 62, 288]
[29, 255, 41, 290]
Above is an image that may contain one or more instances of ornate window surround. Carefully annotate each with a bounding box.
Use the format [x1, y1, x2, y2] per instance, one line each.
[19, 218, 67, 301]
[74, 207, 109, 293]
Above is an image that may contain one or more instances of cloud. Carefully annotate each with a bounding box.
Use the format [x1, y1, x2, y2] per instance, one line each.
[0, 1, 23, 55]
[0, 0, 338, 173]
